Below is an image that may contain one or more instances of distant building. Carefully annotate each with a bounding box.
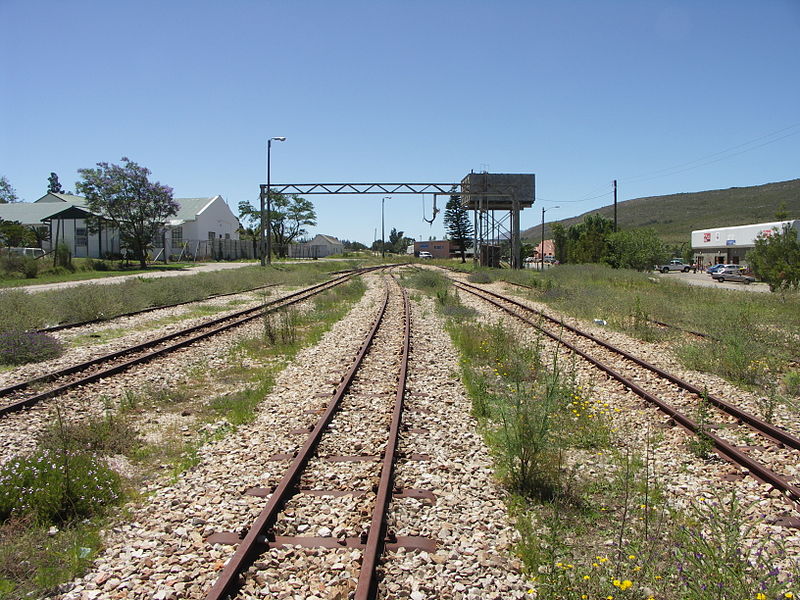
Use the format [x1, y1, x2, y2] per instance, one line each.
[691, 220, 799, 266]
[533, 239, 555, 260]
[414, 240, 451, 258]
[288, 234, 344, 258]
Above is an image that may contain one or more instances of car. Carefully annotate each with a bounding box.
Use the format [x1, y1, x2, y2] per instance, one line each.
[707, 263, 738, 275]
[656, 259, 690, 273]
[418, 251, 433, 259]
[705, 263, 726, 274]
[711, 267, 755, 284]
[0, 247, 45, 259]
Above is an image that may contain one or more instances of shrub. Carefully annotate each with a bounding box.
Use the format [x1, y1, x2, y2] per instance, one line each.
[0, 447, 121, 523]
[0, 331, 64, 365]
[0, 290, 49, 333]
[467, 270, 493, 283]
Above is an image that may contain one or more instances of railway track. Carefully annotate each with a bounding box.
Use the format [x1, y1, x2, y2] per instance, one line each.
[204, 275, 434, 599]
[0, 267, 385, 417]
[453, 279, 800, 517]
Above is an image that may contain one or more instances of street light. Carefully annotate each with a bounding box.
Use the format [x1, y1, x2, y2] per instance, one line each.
[541, 205, 560, 271]
[262, 136, 286, 266]
[382, 196, 390, 259]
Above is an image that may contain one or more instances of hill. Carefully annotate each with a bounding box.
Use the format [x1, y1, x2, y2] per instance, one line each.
[523, 178, 800, 245]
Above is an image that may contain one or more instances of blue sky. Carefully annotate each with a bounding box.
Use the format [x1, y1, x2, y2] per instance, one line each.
[2, 0, 799, 245]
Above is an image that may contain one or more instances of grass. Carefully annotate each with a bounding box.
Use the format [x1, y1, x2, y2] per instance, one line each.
[493, 263, 800, 398]
[0, 261, 366, 334]
[410, 271, 798, 600]
[0, 259, 196, 287]
[0, 275, 368, 598]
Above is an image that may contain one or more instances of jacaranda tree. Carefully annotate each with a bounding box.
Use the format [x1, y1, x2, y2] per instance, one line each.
[77, 158, 177, 268]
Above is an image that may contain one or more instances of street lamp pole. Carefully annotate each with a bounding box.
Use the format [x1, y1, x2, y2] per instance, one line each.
[262, 136, 286, 266]
[541, 205, 560, 271]
[382, 196, 389, 259]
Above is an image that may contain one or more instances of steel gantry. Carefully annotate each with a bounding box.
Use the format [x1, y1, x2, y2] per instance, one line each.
[259, 173, 535, 269]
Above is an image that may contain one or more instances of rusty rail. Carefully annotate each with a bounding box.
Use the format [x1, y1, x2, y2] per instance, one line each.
[455, 281, 800, 506]
[355, 287, 411, 599]
[204, 285, 392, 600]
[0, 267, 386, 417]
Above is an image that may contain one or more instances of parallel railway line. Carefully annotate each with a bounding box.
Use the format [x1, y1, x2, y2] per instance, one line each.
[453, 278, 800, 515]
[0, 267, 385, 418]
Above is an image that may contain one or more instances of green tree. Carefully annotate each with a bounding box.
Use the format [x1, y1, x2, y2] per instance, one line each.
[77, 157, 177, 269]
[47, 172, 64, 194]
[444, 193, 473, 263]
[270, 193, 316, 258]
[387, 227, 413, 254]
[569, 213, 614, 263]
[551, 223, 568, 264]
[0, 176, 19, 204]
[0, 220, 35, 247]
[239, 193, 316, 258]
[747, 223, 800, 292]
[605, 228, 667, 271]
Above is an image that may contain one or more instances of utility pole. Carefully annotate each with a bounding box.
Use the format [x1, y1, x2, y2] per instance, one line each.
[613, 179, 618, 232]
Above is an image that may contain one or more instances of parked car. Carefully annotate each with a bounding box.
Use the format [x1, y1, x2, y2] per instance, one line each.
[0, 247, 45, 259]
[418, 251, 433, 259]
[707, 263, 738, 275]
[655, 259, 690, 273]
[711, 267, 755, 284]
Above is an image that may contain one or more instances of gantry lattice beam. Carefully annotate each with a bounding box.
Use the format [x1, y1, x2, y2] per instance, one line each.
[262, 183, 459, 195]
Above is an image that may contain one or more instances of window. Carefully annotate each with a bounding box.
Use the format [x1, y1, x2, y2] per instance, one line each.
[76, 227, 88, 247]
[171, 227, 183, 245]
[224, 233, 230, 240]
[208, 231, 215, 242]
[433, 245, 443, 249]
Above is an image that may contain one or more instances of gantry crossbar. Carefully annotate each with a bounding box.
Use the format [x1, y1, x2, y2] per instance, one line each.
[262, 183, 459, 195]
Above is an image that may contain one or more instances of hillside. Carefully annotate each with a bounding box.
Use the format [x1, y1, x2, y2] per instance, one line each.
[523, 178, 800, 245]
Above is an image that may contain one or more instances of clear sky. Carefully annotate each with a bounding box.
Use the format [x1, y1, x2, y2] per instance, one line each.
[2, 0, 799, 245]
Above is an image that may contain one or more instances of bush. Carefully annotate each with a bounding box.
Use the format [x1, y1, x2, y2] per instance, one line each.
[0, 255, 38, 278]
[0, 331, 63, 365]
[0, 448, 121, 523]
[467, 271, 493, 283]
[0, 290, 49, 333]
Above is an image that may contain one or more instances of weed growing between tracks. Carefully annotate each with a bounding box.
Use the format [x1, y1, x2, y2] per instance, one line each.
[415, 272, 798, 599]
[493, 263, 800, 419]
[0, 277, 367, 598]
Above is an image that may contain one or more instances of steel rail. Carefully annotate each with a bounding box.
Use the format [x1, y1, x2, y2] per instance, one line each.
[457, 280, 800, 452]
[0, 268, 384, 417]
[455, 282, 800, 506]
[355, 285, 410, 599]
[36, 283, 279, 334]
[204, 286, 392, 600]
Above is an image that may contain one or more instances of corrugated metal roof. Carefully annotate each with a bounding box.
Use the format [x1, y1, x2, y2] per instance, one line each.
[173, 197, 217, 221]
[35, 193, 90, 205]
[0, 202, 88, 224]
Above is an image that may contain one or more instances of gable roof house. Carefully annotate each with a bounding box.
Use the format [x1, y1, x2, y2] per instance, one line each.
[0, 193, 120, 259]
[288, 234, 344, 259]
[0, 193, 245, 261]
[159, 196, 242, 260]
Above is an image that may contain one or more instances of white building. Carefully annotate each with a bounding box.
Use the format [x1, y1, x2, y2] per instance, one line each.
[288, 234, 344, 258]
[162, 196, 242, 259]
[0, 193, 244, 260]
[691, 220, 799, 266]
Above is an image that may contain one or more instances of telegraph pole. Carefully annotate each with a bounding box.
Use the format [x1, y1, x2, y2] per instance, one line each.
[613, 179, 618, 232]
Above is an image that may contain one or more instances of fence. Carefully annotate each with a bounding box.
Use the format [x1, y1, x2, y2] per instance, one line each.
[153, 239, 256, 261]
